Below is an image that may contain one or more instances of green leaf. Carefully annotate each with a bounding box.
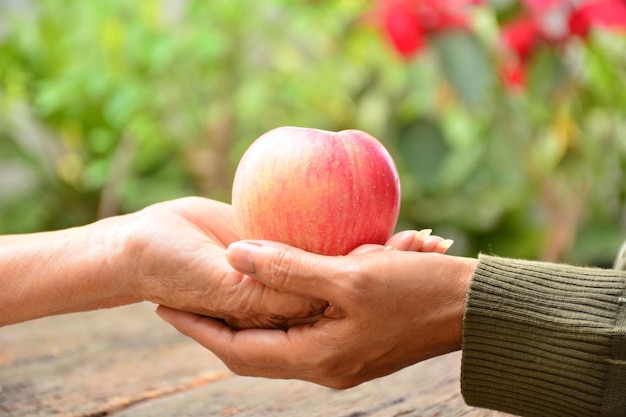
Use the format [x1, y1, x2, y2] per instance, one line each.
[432, 31, 494, 107]
[527, 47, 566, 101]
[82, 157, 111, 191]
[584, 34, 626, 110]
[396, 118, 449, 192]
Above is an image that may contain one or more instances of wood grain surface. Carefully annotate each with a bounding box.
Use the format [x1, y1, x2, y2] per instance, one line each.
[0, 303, 513, 417]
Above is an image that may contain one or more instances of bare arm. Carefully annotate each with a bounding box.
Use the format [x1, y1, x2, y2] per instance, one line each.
[0, 197, 326, 328]
[0, 218, 138, 325]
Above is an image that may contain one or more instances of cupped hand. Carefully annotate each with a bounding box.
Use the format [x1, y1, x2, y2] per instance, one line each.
[156, 237, 476, 389]
[131, 197, 450, 329]
[121, 197, 329, 329]
[350, 228, 453, 255]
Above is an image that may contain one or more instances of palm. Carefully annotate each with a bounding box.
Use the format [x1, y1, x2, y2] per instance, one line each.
[134, 197, 326, 329]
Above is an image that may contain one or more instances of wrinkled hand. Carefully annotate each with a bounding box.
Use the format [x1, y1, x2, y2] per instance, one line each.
[156, 236, 476, 388]
[124, 198, 449, 329]
[120, 197, 328, 329]
[129, 196, 451, 329]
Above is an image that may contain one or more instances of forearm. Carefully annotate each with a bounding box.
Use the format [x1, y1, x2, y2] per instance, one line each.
[461, 255, 626, 417]
[0, 216, 141, 326]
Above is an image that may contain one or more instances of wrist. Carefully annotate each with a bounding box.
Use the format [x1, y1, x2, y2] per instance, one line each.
[81, 214, 144, 306]
[0, 216, 142, 326]
[448, 256, 477, 352]
[108, 206, 175, 305]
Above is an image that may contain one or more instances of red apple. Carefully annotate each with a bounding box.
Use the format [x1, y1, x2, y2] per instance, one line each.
[231, 126, 401, 256]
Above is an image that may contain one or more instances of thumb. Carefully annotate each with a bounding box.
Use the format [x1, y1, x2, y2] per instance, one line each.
[226, 240, 343, 300]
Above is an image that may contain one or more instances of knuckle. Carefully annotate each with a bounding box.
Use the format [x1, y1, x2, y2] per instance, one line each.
[336, 260, 372, 299]
[266, 248, 296, 288]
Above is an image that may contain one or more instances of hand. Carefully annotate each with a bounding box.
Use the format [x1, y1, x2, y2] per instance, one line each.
[0, 196, 450, 328]
[156, 239, 477, 389]
[124, 198, 449, 329]
[117, 197, 327, 329]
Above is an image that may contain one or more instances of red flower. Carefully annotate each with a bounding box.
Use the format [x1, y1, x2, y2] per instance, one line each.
[569, 0, 626, 37]
[499, 0, 626, 90]
[376, 0, 480, 58]
[374, 0, 626, 91]
[498, 15, 541, 90]
[501, 16, 540, 61]
[501, 60, 528, 91]
[522, 0, 567, 13]
[383, 1, 426, 57]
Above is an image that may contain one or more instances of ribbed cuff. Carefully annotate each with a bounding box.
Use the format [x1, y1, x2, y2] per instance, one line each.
[461, 254, 626, 417]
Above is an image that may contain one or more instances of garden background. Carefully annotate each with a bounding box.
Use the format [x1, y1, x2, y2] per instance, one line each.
[1, 0, 625, 266]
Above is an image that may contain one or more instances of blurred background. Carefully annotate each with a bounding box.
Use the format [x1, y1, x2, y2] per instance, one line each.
[0, 0, 625, 265]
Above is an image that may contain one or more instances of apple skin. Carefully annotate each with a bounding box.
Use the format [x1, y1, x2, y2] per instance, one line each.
[231, 126, 401, 256]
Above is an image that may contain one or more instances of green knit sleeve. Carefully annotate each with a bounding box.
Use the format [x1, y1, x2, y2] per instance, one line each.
[461, 254, 626, 417]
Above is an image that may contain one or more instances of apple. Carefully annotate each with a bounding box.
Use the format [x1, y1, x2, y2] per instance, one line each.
[231, 126, 401, 256]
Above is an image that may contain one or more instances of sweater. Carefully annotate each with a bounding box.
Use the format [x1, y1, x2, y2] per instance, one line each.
[461, 254, 626, 417]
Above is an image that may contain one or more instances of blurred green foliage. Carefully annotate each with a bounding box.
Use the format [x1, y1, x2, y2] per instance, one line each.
[0, 0, 625, 265]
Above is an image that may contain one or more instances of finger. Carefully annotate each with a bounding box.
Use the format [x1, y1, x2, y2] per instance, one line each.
[420, 237, 454, 253]
[434, 238, 454, 254]
[156, 305, 251, 360]
[155, 305, 219, 346]
[226, 241, 347, 300]
[348, 244, 391, 255]
[350, 229, 439, 254]
[156, 306, 321, 375]
[384, 229, 432, 251]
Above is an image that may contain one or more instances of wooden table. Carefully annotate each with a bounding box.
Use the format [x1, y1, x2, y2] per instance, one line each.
[0, 303, 513, 417]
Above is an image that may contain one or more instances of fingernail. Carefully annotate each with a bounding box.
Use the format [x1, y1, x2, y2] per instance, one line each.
[226, 241, 263, 274]
[439, 239, 455, 250]
[416, 229, 432, 242]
